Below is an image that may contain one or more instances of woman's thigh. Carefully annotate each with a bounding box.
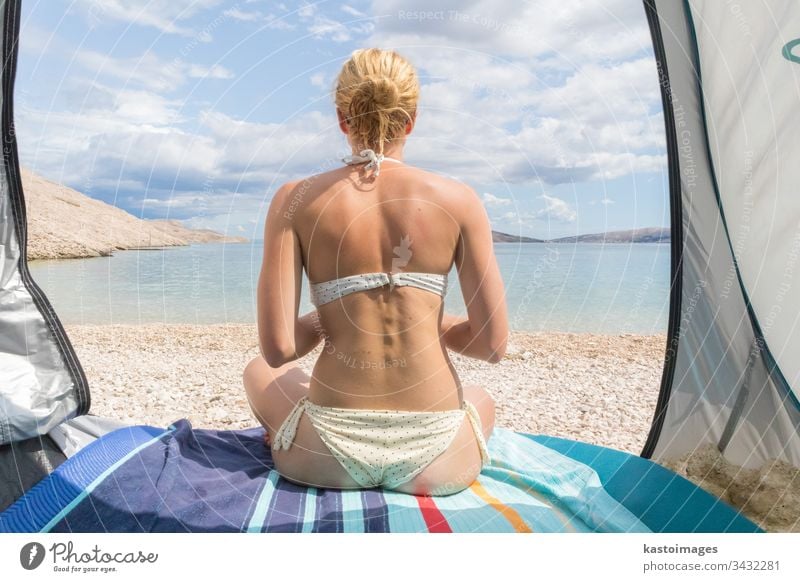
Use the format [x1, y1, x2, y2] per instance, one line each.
[242, 356, 362, 489]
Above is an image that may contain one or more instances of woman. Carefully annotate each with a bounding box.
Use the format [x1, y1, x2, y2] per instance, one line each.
[243, 48, 508, 496]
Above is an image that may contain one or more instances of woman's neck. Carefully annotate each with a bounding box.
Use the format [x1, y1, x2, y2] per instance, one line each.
[350, 146, 404, 162]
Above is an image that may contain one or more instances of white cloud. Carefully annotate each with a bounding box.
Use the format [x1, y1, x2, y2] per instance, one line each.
[76, 51, 234, 92]
[77, 0, 223, 37]
[223, 8, 261, 22]
[19, 23, 61, 55]
[297, 3, 316, 20]
[371, 0, 650, 62]
[223, 6, 294, 30]
[186, 63, 234, 80]
[264, 14, 296, 30]
[306, 15, 373, 42]
[357, 0, 664, 185]
[136, 188, 267, 231]
[18, 72, 346, 216]
[295, 1, 373, 42]
[499, 194, 576, 226]
[70, 81, 185, 125]
[340, 5, 367, 18]
[309, 72, 327, 88]
[482, 192, 512, 207]
[23, 0, 666, 233]
[142, 195, 206, 208]
[200, 109, 340, 181]
[535, 194, 577, 222]
[18, 83, 212, 192]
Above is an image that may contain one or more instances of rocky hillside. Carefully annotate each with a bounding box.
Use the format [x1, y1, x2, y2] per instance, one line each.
[549, 227, 670, 243]
[492, 230, 544, 243]
[491, 227, 670, 243]
[20, 168, 247, 260]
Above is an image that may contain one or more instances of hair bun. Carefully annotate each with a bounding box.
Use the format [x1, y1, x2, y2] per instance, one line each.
[335, 48, 419, 154]
[355, 75, 400, 110]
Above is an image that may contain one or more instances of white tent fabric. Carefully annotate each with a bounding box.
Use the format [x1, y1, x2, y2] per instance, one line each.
[0, 0, 89, 447]
[692, 2, 800, 390]
[641, 0, 800, 469]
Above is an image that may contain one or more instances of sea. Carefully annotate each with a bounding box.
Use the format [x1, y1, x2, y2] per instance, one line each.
[27, 242, 670, 334]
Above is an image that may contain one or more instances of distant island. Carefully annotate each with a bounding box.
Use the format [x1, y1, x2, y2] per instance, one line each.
[492, 227, 670, 244]
[491, 230, 545, 243]
[21, 168, 248, 261]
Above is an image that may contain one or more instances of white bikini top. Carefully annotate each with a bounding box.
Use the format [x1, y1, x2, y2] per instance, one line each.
[310, 270, 448, 307]
[309, 149, 449, 307]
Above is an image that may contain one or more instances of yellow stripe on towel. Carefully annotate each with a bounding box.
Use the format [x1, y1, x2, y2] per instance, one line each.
[469, 480, 533, 533]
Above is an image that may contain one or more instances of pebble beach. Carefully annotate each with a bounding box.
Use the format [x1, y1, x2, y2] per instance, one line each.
[63, 324, 666, 454]
[63, 323, 798, 533]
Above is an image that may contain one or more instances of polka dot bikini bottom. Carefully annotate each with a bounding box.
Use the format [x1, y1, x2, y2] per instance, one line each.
[271, 396, 491, 490]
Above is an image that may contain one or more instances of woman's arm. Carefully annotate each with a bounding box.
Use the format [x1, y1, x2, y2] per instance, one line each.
[294, 310, 324, 358]
[444, 185, 509, 364]
[439, 313, 479, 358]
[256, 182, 319, 368]
[440, 312, 506, 363]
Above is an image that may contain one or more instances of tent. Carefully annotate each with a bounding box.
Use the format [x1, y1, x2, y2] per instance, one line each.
[0, 0, 796, 532]
[639, 0, 800, 473]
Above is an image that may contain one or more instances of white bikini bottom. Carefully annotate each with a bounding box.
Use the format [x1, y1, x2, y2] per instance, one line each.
[271, 396, 491, 490]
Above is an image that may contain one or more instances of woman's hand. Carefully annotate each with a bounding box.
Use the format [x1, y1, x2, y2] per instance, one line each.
[439, 311, 505, 363]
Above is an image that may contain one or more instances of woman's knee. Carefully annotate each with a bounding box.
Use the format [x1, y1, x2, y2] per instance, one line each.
[243, 356, 296, 392]
[242, 355, 267, 388]
[246, 366, 307, 434]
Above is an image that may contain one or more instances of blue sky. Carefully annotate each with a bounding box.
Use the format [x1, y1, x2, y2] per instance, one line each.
[16, 0, 669, 240]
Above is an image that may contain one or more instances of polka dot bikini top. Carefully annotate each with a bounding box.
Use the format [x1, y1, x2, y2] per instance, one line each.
[310, 271, 449, 307]
[309, 149, 449, 308]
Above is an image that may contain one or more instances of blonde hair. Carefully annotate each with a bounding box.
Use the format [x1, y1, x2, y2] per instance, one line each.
[334, 48, 419, 155]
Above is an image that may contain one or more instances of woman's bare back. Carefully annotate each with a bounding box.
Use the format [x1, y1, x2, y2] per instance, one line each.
[290, 161, 466, 411]
[245, 47, 506, 494]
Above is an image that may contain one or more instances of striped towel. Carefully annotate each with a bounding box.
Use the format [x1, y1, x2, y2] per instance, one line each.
[0, 420, 760, 533]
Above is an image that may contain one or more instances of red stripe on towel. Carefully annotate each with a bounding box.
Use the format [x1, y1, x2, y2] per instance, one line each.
[416, 495, 451, 533]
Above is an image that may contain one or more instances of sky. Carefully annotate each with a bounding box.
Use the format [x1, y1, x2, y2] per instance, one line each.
[15, 0, 670, 241]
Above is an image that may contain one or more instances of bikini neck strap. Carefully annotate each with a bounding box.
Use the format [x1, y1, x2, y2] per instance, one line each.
[342, 148, 403, 177]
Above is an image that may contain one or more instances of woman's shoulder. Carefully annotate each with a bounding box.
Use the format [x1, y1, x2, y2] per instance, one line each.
[276, 163, 480, 214]
[388, 164, 481, 207]
[408, 170, 483, 216]
[267, 167, 347, 207]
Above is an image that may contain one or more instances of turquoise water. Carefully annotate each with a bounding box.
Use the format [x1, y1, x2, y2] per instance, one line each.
[27, 242, 670, 333]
